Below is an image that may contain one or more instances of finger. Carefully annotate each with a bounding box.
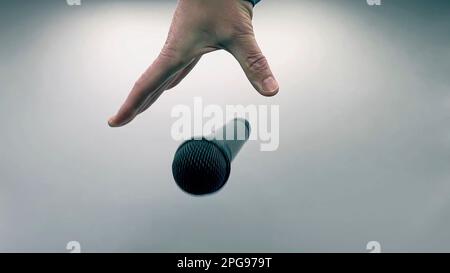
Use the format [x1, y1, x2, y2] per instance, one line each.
[108, 48, 189, 127]
[165, 45, 218, 91]
[166, 56, 202, 90]
[136, 87, 166, 117]
[228, 34, 279, 97]
[135, 73, 177, 116]
[135, 56, 202, 115]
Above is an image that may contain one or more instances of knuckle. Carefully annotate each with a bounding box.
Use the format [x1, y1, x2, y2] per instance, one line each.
[159, 45, 186, 68]
[246, 53, 269, 73]
[219, 21, 254, 46]
[133, 77, 145, 90]
[132, 75, 149, 92]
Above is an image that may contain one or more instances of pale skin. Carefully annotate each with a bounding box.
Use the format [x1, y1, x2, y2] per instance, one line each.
[108, 0, 279, 127]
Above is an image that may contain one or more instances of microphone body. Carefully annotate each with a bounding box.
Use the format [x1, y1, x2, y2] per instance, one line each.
[172, 118, 250, 195]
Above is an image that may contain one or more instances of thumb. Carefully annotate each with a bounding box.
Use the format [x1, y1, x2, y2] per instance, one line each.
[229, 34, 279, 96]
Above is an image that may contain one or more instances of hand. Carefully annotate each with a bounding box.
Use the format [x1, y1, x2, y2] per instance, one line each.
[108, 0, 279, 127]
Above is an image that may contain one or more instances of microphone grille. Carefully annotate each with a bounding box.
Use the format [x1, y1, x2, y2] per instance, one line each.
[172, 139, 231, 195]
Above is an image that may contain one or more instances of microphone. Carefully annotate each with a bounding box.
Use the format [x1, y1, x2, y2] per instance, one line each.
[172, 118, 251, 195]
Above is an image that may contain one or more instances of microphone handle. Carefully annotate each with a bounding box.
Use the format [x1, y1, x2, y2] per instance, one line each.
[208, 118, 251, 162]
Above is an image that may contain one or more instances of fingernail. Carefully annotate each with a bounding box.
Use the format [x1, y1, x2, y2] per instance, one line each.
[108, 117, 116, 127]
[262, 77, 279, 94]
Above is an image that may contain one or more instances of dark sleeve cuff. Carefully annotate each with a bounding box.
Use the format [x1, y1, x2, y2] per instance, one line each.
[244, 0, 261, 6]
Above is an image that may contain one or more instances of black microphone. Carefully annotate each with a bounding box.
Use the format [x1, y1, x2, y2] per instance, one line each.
[172, 118, 251, 195]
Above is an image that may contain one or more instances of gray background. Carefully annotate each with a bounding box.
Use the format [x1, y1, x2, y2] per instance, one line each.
[0, 0, 449, 252]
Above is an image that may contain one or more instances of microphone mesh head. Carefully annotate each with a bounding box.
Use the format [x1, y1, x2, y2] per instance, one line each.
[172, 139, 231, 195]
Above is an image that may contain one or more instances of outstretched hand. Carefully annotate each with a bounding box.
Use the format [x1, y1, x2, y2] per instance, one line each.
[108, 0, 279, 127]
